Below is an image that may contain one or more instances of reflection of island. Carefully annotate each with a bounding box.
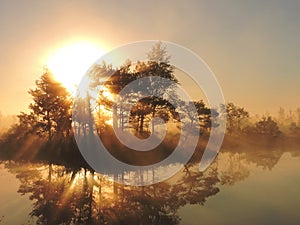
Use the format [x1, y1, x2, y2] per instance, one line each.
[4, 160, 219, 225]
[4, 146, 295, 225]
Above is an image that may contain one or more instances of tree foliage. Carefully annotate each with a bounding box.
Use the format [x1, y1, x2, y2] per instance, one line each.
[28, 69, 72, 140]
[224, 102, 249, 133]
[88, 42, 179, 135]
[255, 116, 281, 137]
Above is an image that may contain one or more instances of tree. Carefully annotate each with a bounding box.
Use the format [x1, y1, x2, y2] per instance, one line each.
[295, 108, 300, 126]
[289, 122, 300, 136]
[143, 42, 178, 134]
[72, 94, 95, 138]
[0, 112, 16, 135]
[129, 99, 152, 134]
[255, 116, 281, 137]
[278, 107, 286, 125]
[28, 69, 72, 141]
[88, 61, 134, 133]
[224, 102, 249, 134]
[88, 42, 179, 135]
[194, 100, 218, 132]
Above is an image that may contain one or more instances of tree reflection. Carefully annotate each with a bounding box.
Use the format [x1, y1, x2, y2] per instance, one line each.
[4, 147, 292, 225]
[5, 160, 221, 225]
[219, 153, 250, 185]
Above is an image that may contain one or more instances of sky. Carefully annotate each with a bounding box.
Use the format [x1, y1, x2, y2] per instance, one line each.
[0, 0, 299, 116]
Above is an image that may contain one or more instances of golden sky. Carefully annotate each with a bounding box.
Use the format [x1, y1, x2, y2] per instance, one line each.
[0, 0, 299, 116]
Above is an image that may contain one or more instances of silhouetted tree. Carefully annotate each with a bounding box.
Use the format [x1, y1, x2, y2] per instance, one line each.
[255, 116, 281, 137]
[73, 93, 95, 139]
[143, 42, 178, 134]
[88, 42, 179, 135]
[130, 99, 152, 134]
[28, 69, 72, 141]
[194, 100, 218, 132]
[224, 102, 249, 134]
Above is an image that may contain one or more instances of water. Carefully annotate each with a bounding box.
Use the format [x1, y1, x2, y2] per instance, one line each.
[0, 147, 299, 225]
[179, 152, 300, 225]
[0, 164, 34, 225]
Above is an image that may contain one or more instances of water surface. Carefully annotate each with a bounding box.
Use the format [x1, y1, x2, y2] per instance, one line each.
[0, 147, 299, 225]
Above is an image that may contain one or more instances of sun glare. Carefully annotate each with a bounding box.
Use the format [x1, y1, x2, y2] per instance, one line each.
[46, 42, 107, 94]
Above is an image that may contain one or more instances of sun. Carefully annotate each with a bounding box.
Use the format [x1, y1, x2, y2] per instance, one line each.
[46, 41, 107, 94]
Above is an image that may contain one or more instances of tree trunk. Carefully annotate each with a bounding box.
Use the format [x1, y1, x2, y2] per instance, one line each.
[113, 173, 118, 194]
[46, 110, 52, 142]
[139, 114, 145, 133]
[151, 108, 156, 134]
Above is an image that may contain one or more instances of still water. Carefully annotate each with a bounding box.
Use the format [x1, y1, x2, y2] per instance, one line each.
[0, 148, 299, 225]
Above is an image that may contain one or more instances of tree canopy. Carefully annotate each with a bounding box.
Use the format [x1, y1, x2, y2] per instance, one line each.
[28, 69, 72, 141]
